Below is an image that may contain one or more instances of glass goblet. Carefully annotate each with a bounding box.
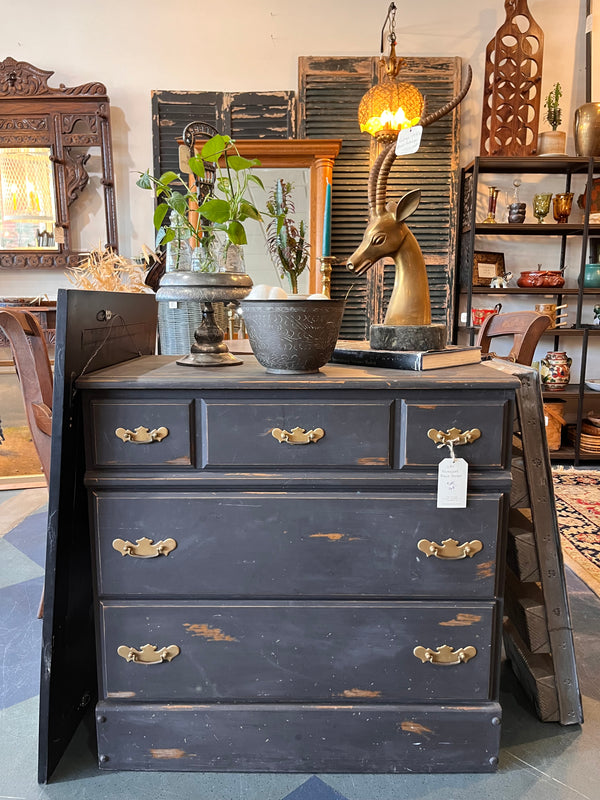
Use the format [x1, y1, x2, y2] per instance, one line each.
[553, 192, 574, 224]
[532, 192, 552, 224]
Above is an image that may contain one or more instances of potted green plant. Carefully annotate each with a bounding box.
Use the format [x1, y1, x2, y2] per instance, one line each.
[538, 83, 566, 155]
[265, 179, 310, 294]
[137, 133, 264, 273]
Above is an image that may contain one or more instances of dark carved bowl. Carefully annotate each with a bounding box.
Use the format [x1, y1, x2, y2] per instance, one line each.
[240, 299, 345, 374]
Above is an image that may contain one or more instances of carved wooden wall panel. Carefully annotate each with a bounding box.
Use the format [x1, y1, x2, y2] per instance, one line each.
[480, 0, 544, 156]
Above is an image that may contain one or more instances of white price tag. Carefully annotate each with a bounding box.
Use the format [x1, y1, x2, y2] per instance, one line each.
[437, 457, 468, 508]
[395, 125, 423, 156]
[54, 226, 65, 244]
[586, 13, 593, 34]
[169, 301, 177, 309]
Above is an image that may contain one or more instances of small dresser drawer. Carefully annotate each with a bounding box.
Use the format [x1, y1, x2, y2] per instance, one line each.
[89, 399, 194, 468]
[93, 492, 505, 598]
[100, 600, 496, 703]
[399, 399, 511, 468]
[201, 400, 392, 469]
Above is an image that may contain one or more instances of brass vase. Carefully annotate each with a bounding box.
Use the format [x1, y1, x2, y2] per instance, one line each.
[574, 103, 600, 157]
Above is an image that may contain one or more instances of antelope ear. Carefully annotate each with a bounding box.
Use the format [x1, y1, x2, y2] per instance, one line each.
[395, 189, 421, 222]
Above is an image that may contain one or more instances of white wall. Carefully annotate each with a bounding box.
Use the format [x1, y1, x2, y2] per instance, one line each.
[0, 0, 587, 298]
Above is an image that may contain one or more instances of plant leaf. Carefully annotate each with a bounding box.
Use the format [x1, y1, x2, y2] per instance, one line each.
[155, 226, 174, 247]
[199, 198, 231, 223]
[153, 203, 169, 230]
[171, 194, 188, 217]
[248, 174, 265, 190]
[136, 172, 152, 190]
[201, 134, 230, 162]
[239, 201, 261, 221]
[188, 156, 206, 178]
[159, 171, 180, 185]
[227, 154, 256, 172]
[227, 220, 247, 245]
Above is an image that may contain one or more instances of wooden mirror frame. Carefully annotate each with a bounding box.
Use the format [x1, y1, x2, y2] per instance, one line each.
[187, 138, 342, 294]
[0, 57, 118, 270]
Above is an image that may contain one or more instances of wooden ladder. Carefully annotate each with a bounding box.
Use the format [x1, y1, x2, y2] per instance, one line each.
[486, 360, 583, 725]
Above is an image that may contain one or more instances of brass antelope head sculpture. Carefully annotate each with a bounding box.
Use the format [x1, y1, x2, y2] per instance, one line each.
[347, 66, 472, 327]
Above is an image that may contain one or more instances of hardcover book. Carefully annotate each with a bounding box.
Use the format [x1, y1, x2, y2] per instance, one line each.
[332, 341, 482, 371]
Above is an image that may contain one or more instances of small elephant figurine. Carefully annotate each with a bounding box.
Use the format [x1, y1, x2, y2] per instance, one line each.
[490, 272, 513, 289]
[593, 304, 600, 326]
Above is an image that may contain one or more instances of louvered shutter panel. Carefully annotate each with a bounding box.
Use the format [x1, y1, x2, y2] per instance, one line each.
[299, 56, 461, 338]
[227, 91, 296, 139]
[299, 57, 378, 339]
[151, 91, 224, 179]
[151, 90, 296, 178]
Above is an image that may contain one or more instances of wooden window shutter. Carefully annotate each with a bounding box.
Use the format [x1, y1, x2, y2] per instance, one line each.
[151, 90, 296, 178]
[298, 56, 461, 339]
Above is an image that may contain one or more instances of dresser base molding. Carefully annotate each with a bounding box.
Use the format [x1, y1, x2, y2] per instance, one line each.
[95, 701, 502, 773]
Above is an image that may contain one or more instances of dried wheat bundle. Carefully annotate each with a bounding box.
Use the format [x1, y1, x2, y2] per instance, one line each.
[66, 246, 150, 293]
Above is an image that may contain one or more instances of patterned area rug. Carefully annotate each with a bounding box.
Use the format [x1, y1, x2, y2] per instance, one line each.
[553, 469, 600, 597]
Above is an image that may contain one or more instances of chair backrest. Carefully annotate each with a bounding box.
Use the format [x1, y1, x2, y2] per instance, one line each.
[0, 308, 53, 479]
[476, 310, 552, 366]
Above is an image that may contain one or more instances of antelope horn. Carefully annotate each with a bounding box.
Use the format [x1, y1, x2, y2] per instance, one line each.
[375, 143, 399, 214]
[420, 64, 472, 128]
[373, 64, 472, 213]
[368, 144, 394, 213]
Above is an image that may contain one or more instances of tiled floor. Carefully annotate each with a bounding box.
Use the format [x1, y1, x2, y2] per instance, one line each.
[1, 488, 600, 800]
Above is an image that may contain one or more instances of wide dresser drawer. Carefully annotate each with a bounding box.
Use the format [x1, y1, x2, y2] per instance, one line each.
[201, 399, 392, 468]
[100, 600, 497, 703]
[95, 700, 503, 773]
[93, 492, 507, 598]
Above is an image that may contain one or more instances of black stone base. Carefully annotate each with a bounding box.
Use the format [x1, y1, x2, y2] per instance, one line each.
[370, 324, 446, 352]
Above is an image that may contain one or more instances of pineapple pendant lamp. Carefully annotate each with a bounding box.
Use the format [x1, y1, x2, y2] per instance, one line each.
[358, 2, 424, 142]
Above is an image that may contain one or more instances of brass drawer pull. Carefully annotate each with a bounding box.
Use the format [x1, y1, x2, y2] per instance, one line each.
[271, 426, 324, 445]
[112, 537, 177, 558]
[413, 644, 477, 665]
[417, 537, 483, 560]
[115, 426, 169, 444]
[117, 643, 180, 664]
[427, 427, 481, 447]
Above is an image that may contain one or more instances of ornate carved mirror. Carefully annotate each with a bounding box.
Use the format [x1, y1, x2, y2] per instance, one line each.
[0, 57, 117, 269]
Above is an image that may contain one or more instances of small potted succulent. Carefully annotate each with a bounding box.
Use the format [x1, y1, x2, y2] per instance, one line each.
[538, 83, 566, 155]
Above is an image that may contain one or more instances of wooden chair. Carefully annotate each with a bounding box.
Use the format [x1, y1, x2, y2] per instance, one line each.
[476, 310, 552, 366]
[0, 308, 53, 618]
[0, 308, 53, 478]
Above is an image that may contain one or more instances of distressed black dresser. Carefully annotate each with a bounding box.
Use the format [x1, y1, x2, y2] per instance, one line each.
[77, 356, 518, 773]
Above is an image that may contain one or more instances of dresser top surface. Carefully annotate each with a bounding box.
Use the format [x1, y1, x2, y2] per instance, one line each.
[76, 355, 520, 391]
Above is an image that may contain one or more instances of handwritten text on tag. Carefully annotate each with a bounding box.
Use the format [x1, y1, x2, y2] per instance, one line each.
[437, 457, 468, 508]
[395, 125, 423, 156]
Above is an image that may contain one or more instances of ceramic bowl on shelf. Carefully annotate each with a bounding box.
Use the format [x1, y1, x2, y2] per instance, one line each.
[585, 379, 600, 392]
[516, 270, 565, 288]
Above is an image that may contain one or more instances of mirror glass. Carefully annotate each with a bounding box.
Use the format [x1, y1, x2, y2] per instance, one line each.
[243, 167, 311, 294]
[0, 147, 57, 250]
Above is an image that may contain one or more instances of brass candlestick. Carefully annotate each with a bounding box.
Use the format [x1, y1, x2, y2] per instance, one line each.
[318, 256, 336, 298]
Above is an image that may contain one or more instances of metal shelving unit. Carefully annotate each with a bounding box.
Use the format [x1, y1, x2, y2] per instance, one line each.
[454, 156, 600, 465]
